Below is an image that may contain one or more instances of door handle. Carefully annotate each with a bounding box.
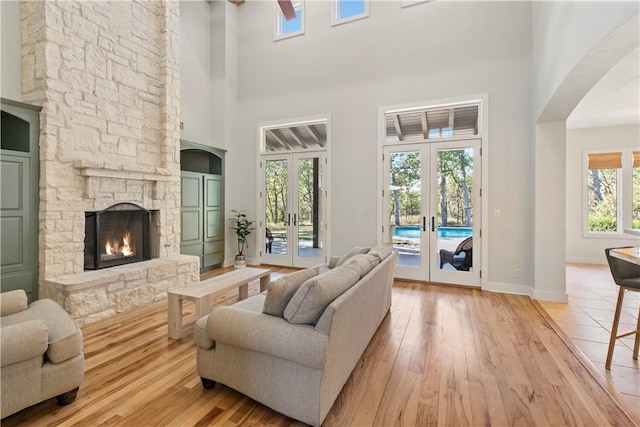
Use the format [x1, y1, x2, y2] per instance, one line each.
[293, 213, 297, 226]
[422, 216, 426, 232]
[286, 213, 291, 226]
[431, 217, 435, 232]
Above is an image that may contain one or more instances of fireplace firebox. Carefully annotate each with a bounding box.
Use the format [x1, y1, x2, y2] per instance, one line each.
[84, 203, 151, 270]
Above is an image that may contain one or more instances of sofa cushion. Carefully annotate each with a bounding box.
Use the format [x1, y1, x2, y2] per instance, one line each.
[194, 316, 214, 349]
[206, 302, 328, 369]
[263, 267, 320, 317]
[1, 299, 83, 364]
[368, 243, 393, 262]
[284, 262, 360, 325]
[335, 246, 370, 267]
[342, 253, 379, 278]
[0, 320, 48, 367]
[1, 290, 28, 316]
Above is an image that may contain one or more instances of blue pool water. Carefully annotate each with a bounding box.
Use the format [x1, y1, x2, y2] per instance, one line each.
[393, 225, 472, 239]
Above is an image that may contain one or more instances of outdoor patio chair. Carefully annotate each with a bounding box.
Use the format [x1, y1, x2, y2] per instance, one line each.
[604, 247, 640, 369]
[266, 228, 274, 254]
[439, 236, 473, 271]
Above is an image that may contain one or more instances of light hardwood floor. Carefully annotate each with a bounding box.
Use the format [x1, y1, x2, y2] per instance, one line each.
[3, 265, 637, 426]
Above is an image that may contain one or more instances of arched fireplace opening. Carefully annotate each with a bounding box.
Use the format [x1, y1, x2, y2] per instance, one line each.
[84, 203, 151, 270]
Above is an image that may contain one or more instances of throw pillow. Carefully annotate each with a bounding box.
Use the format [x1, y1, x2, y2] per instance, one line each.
[342, 253, 379, 278]
[263, 267, 320, 317]
[368, 243, 393, 262]
[335, 246, 370, 267]
[284, 262, 360, 325]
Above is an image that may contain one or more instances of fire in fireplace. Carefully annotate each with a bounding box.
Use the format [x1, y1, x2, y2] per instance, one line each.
[84, 203, 151, 270]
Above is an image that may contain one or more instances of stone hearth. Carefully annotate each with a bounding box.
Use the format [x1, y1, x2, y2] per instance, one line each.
[42, 255, 199, 326]
[20, 1, 200, 324]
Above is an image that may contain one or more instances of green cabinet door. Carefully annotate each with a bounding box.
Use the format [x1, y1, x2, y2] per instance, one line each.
[180, 172, 204, 258]
[1, 99, 40, 300]
[179, 142, 225, 271]
[1, 155, 32, 294]
[180, 172, 224, 270]
[203, 175, 224, 267]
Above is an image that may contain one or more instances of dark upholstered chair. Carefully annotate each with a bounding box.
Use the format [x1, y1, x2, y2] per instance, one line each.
[439, 237, 473, 271]
[604, 247, 640, 370]
[265, 228, 274, 254]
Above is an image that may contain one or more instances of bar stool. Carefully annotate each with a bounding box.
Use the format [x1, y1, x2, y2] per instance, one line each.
[604, 247, 640, 370]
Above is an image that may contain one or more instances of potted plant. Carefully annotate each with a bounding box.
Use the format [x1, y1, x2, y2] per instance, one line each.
[230, 209, 255, 268]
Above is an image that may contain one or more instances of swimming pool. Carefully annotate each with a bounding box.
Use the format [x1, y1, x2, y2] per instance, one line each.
[393, 225, 472, 239]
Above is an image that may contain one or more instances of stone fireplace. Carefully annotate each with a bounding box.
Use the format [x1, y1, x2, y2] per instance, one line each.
[20, 1, 200, 325]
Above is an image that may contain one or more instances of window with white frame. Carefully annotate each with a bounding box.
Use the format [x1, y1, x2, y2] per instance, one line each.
[401, 0, 432, 8]
[584, 150, 640, 233]
[274, 1, 304, 41]
[331, 0, 369, 26]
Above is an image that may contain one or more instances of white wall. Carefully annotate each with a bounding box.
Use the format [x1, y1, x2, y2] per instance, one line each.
[180, 0, 212, 145]
[210, 1, 240, 265]
[231, 1, 534, 289]
[530, 2, 638, 302]
[1, 0, 22, 101]
[531, 2, 639, 121]
[566, 125, 640, 264]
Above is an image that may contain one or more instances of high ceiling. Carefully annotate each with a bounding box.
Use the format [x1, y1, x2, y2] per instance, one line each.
[567, 47, 640, 129]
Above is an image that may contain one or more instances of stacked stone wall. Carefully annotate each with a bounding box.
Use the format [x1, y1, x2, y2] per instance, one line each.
[18, 0, 195, 324]
[20, 0, 182, 281]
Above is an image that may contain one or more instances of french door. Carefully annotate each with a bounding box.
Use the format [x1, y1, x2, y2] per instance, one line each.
[383, 139, 481, 286]
[260, 152, 326, 268]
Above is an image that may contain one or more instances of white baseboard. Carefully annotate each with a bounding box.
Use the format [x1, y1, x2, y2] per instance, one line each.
[483, 281, 533, 298]
[565, 256, 606, 266]
[483, 281, 568, 303]
[532, 288, 568, 303]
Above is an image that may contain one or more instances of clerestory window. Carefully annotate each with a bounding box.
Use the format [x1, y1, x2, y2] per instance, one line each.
[274, 1, 304, 41]
[331, 0, 369, 26]
[385, 104, 479, 143]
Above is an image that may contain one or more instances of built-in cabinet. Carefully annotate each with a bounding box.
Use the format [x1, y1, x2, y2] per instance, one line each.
[1, 99, 41, 300]
[180, 141, 225, 271]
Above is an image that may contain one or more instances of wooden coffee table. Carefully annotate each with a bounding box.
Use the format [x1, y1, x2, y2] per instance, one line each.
[167, 267, 271, 339]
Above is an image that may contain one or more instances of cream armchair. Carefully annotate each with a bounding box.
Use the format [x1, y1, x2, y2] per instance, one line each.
[0, 290, 84, 418]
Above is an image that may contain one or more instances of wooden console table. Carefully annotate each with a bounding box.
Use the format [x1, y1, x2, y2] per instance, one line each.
[167, 267, 271, 339]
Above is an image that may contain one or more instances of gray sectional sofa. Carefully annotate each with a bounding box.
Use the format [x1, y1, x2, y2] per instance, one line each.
[195, 244, 397, 426]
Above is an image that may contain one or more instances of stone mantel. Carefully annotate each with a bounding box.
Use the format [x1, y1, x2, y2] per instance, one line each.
[74, 160, 176, 200]
[74, 159, 174, 180]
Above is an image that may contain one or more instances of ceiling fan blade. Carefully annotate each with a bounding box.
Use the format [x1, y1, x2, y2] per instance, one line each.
[278, 0, 296, 21]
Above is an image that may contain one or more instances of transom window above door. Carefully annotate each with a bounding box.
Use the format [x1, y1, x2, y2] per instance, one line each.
[261, 121, 327, 153]
[385, 104, 479, 143]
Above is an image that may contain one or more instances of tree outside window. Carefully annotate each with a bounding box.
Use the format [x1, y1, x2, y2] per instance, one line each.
[585, 151, 639, 233]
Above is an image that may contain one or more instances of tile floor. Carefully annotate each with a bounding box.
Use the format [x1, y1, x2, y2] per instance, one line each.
[539, 263, 640, 414]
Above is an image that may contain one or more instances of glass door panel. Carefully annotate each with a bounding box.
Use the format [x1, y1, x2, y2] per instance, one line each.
[293, 155, 325, 267]
[263, 158, 290, 264]
[430, 140, 480, 286]
[385, 146, 428, 281]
